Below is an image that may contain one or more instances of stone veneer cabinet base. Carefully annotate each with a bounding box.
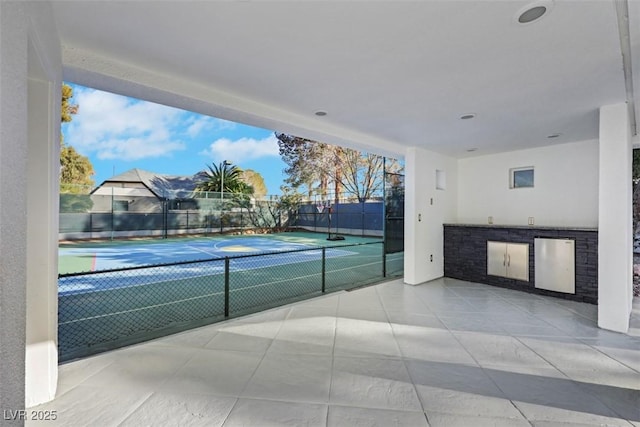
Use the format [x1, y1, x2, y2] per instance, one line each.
[443, 224, 598, 304]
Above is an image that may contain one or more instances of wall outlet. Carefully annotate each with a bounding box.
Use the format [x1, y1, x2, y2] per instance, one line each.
[488, 216, 493, 224]
[528, 217, 534, 225]
[430, 254, 433, 262]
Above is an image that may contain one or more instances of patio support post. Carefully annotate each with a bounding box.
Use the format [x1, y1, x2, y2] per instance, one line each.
[0, 2, 29, 418]
[598, 103, 633, 333]
[1, 0, 63, 411]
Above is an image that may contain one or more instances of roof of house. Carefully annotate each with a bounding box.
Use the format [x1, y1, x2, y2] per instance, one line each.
[98, 168, 207, 199]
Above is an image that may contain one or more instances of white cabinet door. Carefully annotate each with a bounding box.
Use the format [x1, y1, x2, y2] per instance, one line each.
[506, 243, 529, 282]
[487, 241, 507, 277]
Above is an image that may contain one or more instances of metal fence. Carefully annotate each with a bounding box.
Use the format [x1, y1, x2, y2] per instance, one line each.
[59, 179, 402, 241]
[294, 201, 383, 237]
[58, 241, 404, 362]
[59, 189, 292, 239]
[385, 171, 405, 253]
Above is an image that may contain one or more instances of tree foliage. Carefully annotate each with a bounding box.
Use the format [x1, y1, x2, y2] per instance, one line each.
[60, 145, 95, 192]
[241, 169, 268, 198]
[275, 132, 400, 202]
[633, 149, 640, 183]
[60, 193, 93, 213]
[61, 83, 79, 124]
[245, 188, 304, 229]
[196, 162, 254, 197]
[275, 133, 328, 196]
[60, 83, 95, 192]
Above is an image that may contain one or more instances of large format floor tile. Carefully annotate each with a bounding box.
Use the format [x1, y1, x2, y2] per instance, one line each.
[330, 356, 422, 411]
[30, 278, 640, 426]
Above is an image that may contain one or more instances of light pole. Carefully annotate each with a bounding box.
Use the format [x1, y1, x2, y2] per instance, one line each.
[220, 160, 231, 233]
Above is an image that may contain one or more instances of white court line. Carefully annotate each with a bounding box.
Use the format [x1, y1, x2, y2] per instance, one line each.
[187, 242, 225, 258]
[59, 288, 226, 325]
[61, 256, 388, 324]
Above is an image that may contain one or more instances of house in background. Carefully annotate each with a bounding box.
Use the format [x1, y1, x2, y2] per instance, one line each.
[91, 168, 206, 212]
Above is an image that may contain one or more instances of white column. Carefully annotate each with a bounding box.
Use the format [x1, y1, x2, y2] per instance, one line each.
[23, 1, 63, 407]
[598, 103, 633, 333]
[404, 147, 427, 284]
[0, 1, 29, 418]
[404, 147, 457, 285]
[25, 75, 59, 407]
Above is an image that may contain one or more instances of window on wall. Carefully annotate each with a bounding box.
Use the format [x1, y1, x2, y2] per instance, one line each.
[113, 200, 129, 211]
[510, 167, 534, 188]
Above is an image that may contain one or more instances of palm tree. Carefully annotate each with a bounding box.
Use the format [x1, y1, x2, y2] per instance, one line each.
[196, 161, 254, 197]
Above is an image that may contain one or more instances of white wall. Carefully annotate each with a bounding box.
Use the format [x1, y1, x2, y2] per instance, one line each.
[404, 147, 458, 285]
[25, 2, 62, 408]
[0, 2, 30, 418]
[457, 140, 599, 227]
[598, 103, 632, 333]
[0, 1, 62, 413]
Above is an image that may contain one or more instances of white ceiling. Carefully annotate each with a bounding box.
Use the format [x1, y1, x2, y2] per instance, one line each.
[51, 1, 637, 159]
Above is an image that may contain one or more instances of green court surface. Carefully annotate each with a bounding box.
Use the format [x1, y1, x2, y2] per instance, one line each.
[57, 231, 403, 361]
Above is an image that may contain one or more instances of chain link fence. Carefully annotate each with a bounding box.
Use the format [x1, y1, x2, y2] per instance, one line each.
[59, 241, 402, 362]
[59, 185, 294, 239]
[59, 172, 403, 242]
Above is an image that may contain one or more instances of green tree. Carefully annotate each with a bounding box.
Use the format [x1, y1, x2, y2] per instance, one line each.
[275, 132, 399, 202]
[275, 133, 329, 197]
[60, 145, 95, 193]
[196, 162, 254, 196]
[61, 83, 78, 124]
[241, 169, 268, 198]
[60, 83, 95, 192]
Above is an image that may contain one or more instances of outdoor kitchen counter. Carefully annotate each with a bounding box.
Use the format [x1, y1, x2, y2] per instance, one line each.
[444, 223, 598, 232]
[443, 224, 598, 303]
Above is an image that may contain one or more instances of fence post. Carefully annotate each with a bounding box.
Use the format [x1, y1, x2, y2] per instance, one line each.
[321, 247, 326, 293]
[361, 202, 365, 237]
[382, 244, 387, 278]
[224, 257, 230, 317]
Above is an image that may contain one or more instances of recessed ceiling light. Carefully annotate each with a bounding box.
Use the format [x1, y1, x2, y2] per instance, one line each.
[467, 148, 478, 152]
[314, 111, 328, 117]
[515, 1, 553, 25]
[460, 113, 476, 120]
[519, 6, 547, 23]
[547, 133, 562, 139]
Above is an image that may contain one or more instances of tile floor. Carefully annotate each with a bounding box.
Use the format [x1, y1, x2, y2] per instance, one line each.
[30, 278, 640, 426]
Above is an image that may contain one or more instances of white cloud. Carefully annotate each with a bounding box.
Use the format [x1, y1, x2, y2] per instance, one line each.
[185, 116, 236, 138]
[200, 135, 280, 163]
[65, 87, 187, 161]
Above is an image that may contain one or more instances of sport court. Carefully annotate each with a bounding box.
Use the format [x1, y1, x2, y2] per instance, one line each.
[58, 232, 402, 361]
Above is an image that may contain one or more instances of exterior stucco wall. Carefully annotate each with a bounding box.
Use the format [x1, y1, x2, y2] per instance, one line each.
[0, 2, 29, 420]
[1, 1, 62, 416]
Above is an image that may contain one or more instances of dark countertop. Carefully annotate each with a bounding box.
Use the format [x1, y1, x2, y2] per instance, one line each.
[443, 223, 598, 232]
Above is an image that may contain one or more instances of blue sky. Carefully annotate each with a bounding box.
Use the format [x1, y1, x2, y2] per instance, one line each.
[62, 83, 289, 195]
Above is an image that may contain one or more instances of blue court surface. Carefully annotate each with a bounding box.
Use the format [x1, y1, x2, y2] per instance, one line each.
[58, 237, 358, 295]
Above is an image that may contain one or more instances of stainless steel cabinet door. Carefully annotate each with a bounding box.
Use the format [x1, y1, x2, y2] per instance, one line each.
[487, 241, 529, 281]
[534, 238, 575, 293]
[506, 243, 529, 282]
[487, 241, 507, 277]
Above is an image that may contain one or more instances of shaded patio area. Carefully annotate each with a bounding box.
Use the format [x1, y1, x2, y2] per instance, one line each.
[30, 278, 640, 426]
